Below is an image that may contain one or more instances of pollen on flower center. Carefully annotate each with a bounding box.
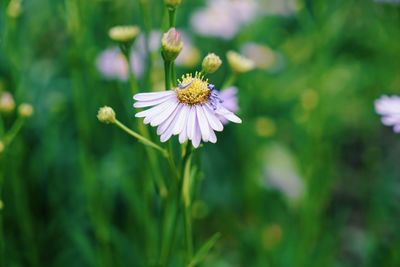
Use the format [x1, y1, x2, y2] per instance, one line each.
[175, 72, 211, 105]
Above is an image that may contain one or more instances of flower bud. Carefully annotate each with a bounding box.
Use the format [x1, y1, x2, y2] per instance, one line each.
[0, 92, 15, 114]
[97, 106, 116, 124]
[161, 28, 183, 62]
[109, 25, 140, 43]
[164, 0, 182, 9]
[7, 0, 22, 18]
[226, 50, 255, 73]
[202, 53, 222, 74]
[18, 103, 34, 118]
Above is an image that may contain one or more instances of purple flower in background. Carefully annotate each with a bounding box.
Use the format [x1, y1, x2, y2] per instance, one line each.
[96, 47, 144, 81]
[218, 87, 239, 124]
[375, 95, 400, 133]
[190, 0, 257, 40]
[133, 73, 241, 148]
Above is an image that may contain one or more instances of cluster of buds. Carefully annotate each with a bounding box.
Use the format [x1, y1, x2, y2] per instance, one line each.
[0, 91, 34, 155]
[0, 91, 34, 118]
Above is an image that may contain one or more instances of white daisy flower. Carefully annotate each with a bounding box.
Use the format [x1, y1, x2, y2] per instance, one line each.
[375, 95, 400, 133]
[133, 73, 242, 148]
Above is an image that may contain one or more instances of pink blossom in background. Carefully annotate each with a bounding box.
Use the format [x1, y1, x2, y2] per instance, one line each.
[375, 95, 400, 133]
[190, 0, 257, 39]
[96, 47, 144, 81]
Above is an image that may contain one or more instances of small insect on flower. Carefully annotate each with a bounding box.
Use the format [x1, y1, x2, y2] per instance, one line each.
[375, 95, 400, 133]
[133, 72, 242, 148]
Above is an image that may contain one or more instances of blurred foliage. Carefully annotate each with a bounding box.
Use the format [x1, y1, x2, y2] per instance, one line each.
[1, 0, 400, 266]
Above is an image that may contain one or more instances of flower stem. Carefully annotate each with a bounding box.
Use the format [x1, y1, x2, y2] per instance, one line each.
[182, 148, 193, 260]
[120, 44, 139, 94]
[168, 8, 176, 28]
[171, 63, 177, 87]
[222, 73, 237, 89]
[164, 59, 172, 90]
[114, 119, 168, 157]
[3, 117, 25, 147]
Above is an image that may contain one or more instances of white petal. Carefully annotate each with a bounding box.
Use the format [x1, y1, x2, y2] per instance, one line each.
[133, 94, 175, 108]
[208, 128, 217, 143]
[179, 126, 188, 144]
[150, 101, 179, 127]
[203, 104, 223, 132]
[157, 104, 182, 135]
[160, 106, 182, 142]
[172, 104, 190, 135]
[135, 99, 175, 119]
[215, 106, 242, 124]
[196, 105, 210, 142]
[133, 90, 175, 101]
[192, 118, 201, 148]
[187, 107, 197, 140]
[143, 99, 177, 124]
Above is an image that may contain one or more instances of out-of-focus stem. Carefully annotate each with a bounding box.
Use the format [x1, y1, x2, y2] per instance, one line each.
[182, 151, 193, 260]
[222, 73, 237, 89]
[114, 119, 168, 158]
[120, 45, 139, 94]
[168, 8, 176, 28]
[3, 117, 25, 146]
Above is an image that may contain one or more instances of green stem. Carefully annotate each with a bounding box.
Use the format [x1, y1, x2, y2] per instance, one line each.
[168, 8, 176, 28]
[221, 73, 237, 89]
[164, 60, 172, 90]
[0, 164, 4, 267]
[120, 44, 139, 94]
[171, 62, 177, 87]
[182, 151, 193, 260]
[3, 117, 25, 147]
[114, 119, 168, 158]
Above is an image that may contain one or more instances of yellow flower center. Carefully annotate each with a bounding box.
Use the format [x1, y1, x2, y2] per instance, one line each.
[175, 72, 210, 105]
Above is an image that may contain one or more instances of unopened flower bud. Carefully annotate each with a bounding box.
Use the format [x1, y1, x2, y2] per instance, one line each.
[7, 0, 22, 18]
[202, 53, 222, 74]
[0, 92, 15, 114]
[97, 106, 116, 124]
[161, 28, 183, 62]
[109, 25, 140, 43]
[164, 0, 182, 9]
[227, 50, 255, 73]
[18, 103, 34, 118]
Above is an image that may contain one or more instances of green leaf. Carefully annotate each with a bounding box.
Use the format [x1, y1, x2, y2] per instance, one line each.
[188, 232, 221, 267]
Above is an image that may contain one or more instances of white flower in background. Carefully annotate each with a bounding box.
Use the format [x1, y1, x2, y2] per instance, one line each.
[241, 43, 280, 71]
[135, 31, 162, 54]
[218, 87, 239, 124]
[375, 95, 400, 133]
[262, 143, 304, 202]
[133, 72, 242, 148]
[96, 47, 144, 81]
[191, 0, 257, 39]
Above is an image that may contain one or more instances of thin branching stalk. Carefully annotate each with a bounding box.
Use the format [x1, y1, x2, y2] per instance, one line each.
[114, 119, 169, 158]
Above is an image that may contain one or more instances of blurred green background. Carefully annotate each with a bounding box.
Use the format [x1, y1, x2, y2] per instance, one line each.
[1, 0, 400, 266]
